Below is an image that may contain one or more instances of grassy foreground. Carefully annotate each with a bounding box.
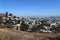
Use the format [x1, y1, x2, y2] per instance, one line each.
[0, 28, 59, 40]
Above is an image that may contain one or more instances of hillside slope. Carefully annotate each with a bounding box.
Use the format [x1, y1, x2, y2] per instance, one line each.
[0, 28, 59, 40]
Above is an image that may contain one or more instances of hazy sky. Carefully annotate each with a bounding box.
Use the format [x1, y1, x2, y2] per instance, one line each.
[0, 0, 60, 17]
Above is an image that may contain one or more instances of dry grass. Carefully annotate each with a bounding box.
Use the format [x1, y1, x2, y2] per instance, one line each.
[0, 28, 59, 40]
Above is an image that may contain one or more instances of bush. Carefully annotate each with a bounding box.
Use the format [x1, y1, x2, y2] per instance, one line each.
[56, 27, 60, 33]
[31, 24, 44, 32]
[20, 21, 29, 31]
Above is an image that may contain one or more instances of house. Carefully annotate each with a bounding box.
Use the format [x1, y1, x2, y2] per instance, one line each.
[40, 26, 51, 32]
[40, 29, 52, 33]
[6, 17, 9, 20]
[40, 26, 52, 33]
[2, 17, 6, 20]
[15, 17, 19, 20]
[12, 24, 20, 30]
[12, 25, 18, 30]
[50, 22, 57, 28]
[43, 26, 50, 30]
[16, 24, 20, 30]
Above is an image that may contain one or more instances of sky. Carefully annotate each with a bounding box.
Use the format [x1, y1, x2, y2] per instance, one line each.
[0, 0, 60, 17]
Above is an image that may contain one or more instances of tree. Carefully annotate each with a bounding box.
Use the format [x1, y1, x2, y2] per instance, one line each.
[20, 21, 29, 31]
[5, 20, 13, 25]
[55, 25, 60, 33]
[40, 20, 47, 25]
[50, 25, 56, 30]
[31, 24, 44, 32]
[9, 13, 13, 16]
[16, 20, 20, 24]
[14, 16, 16, 18]
[0, 15, 3, 25]
[5, 12, 8, 16]
[31, 26, 37, 32]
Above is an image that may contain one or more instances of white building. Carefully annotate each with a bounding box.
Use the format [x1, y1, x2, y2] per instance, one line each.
[50, 22, 57, 28]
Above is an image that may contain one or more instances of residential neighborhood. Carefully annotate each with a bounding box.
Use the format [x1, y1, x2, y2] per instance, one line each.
[0, 12, 60, 33]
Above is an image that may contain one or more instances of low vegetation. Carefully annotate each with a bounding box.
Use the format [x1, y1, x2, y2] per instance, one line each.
[0, 28, 59, 40]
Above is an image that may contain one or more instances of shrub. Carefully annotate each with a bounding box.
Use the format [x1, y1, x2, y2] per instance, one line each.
[31, 24, 44, 32]
[20, 21, 29, 31]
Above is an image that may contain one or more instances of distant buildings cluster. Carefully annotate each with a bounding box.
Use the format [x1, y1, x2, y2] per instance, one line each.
[0, 12, 60, 33]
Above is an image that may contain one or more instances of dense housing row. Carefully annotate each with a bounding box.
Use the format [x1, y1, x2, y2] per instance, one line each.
[0, 12, 60, 33]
